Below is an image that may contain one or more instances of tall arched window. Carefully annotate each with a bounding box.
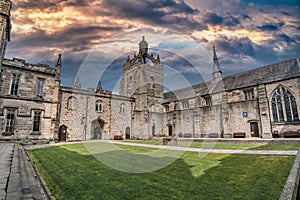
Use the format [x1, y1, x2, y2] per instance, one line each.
[271, 86, 299, 122]
[95, 100, 103, 112]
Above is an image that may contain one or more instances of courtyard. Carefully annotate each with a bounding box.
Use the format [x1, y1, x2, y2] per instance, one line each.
[25, 140, 299, 200]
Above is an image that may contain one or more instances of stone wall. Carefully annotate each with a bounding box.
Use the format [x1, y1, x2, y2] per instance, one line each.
[0, 58, 59, 141]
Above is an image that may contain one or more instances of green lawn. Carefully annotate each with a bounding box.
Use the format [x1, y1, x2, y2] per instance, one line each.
[29, 143, 295, 200]
[122, 140, 300, 150]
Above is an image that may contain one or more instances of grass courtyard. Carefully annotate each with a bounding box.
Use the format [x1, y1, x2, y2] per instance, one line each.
[28, 142, 296, 200]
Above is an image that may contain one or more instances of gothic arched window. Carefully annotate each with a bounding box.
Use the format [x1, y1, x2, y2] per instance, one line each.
[271, 86, 299, 122]
[95, 100, 103, 112]
[67, 96, 77, 110]
[119, 103, 126, 114]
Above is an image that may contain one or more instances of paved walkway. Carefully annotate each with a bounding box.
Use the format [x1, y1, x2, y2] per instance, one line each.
[0, 142, 49, 200]
[102, 140, 299, 156]
[25, 140, 299, 156]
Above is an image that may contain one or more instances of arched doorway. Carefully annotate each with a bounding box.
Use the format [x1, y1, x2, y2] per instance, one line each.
[250, 122, 259, 137]
[59, 125, 67, 142]
[91, 118, 105, 139]
[125, 127, 130, 139]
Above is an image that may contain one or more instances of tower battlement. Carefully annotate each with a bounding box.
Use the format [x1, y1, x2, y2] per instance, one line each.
[0, 0, 11, 64]
[0, 0, 12, 16]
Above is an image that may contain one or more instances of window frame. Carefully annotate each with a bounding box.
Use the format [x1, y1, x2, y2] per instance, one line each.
[182, 101, 189, 109]
[119, 104, 126, 114]
[5, 109, 16, 135]
[243, 88, 255, 100]
[32, 111, 42, 133]
[204, 96, 212, 106]
[95, 100, 103, 112]
[36, 78, 45, 99]
[271, 86, 299, 123]
[10, 74, 20, 96]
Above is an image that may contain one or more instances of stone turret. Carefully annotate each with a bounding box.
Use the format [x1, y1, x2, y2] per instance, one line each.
[139, 36, 148, 63]
[0, 0, 12, 65]
[123, 36, 161, 74]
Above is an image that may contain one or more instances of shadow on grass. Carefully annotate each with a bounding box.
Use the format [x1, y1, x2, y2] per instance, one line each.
[28, 143, 295, 200]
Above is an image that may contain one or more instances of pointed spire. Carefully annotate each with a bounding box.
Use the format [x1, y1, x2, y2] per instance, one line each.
[57, 54, 62, 65]
[55, 54, 62, 80]
[96, 80, 103, 93]
[74, 76, 81, 89]
[213, 46, 221, 72]
[212, 46, 222, 80]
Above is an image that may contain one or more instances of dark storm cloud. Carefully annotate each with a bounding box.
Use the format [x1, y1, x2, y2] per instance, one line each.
[202, 12, 241, 27]
[213, 36, 255, 57]
[277, 34, 296, 45]
[212, 35, 281, 66]
[11, 25, 123, 52]
[257, 24, 279, 31]
[202, 13, 223, 25]
[241, 0, 300, 6]
[257, 22, 284, 31]
[101, 0, 206, 32]
[14, 0, 90, 10]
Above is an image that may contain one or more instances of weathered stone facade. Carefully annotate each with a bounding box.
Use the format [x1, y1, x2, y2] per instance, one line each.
[0, 57, 60, 141]
[1, 1, 300, 141]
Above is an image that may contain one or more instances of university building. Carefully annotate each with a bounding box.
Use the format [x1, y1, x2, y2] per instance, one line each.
[1, 0, 300, 142]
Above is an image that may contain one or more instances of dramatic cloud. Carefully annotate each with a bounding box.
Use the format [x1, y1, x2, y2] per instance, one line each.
[5, 0, 300, 90]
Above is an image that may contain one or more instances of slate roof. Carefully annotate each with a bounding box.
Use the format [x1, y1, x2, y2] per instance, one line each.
[163, 58, 300, 103]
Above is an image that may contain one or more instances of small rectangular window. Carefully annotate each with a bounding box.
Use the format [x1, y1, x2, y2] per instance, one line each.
[244, 89, 254, 100]
[205, 96, 212, 106]
[33, 111, 41, 132]
[5, 110, 15, 134]
[182, 101, 189, 109]
[36, 79, 44, 98]
[10, 74, 20, 96]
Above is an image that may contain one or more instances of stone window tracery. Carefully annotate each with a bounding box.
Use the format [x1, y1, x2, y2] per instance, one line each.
[120, 103, 126, 114]
[271, 86, 299, 122]
[95, 100, 103, 112]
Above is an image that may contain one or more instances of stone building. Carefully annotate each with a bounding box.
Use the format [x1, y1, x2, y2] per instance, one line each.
[1, 0, 300, 142]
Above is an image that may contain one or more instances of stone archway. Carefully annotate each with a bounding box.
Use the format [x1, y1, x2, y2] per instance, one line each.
[59, 125, 67, 142]
[91, 118, 105, 140]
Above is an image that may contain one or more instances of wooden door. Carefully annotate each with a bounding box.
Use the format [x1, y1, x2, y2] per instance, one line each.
[250, 122, 259, 137]
[59, 125, 67, 142]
